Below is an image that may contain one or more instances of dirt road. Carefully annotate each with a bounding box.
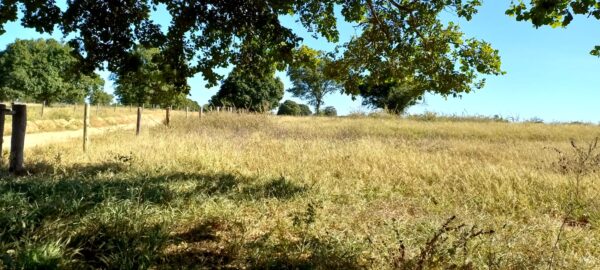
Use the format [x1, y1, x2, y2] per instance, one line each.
[1, 116, 163, 150]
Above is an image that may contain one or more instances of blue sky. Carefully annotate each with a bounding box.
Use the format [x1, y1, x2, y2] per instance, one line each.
[1, 1, 599, 122]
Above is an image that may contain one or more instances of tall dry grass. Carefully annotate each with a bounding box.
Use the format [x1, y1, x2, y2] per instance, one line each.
[1, 113, 599, 269]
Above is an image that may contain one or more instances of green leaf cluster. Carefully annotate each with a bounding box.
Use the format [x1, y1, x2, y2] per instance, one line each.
[277, 100, 312, 116]
[288, 46, 341, 115]
[0, 39, 104, 105]
[209, 68, 284, 113]
[1, 1, 504, 99]
[507, 1, 600, 57]
[112, 47, 192, 108]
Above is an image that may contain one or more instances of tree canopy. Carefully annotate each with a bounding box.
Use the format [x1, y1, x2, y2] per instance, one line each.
[359, 81, 422, 114]
[89, 89, 114, 106]
[288, 46, 341, 114]
[0, 38, 104, 104]
[112, 46, 193, 108]
[322, 106, 337, 117]
[209, 68, 284, 113]
[507, 1, 600, 56]
[1, 0, 504, 98]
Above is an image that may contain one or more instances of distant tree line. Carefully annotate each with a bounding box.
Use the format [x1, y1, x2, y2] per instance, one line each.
[0, 39, 108, 105]
[0, 39, 198, 109]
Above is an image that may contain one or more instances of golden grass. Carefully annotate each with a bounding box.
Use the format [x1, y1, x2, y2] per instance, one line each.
[1, 104, 187, 135]
[2, 113, 600, 269]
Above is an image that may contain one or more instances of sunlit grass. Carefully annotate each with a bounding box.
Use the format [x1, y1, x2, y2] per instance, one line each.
[1, 103, 186, 135]
[1, 113, 599, 268]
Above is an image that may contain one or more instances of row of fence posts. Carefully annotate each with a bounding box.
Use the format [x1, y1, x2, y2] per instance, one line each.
[38, 102, 244, 118]
[82, 105, 220, 152]
[0, 104, 27, 174]
[0, 103, 247, 173]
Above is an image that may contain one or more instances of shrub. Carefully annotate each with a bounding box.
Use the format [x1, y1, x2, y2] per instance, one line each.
[299, 104, 312, 116]
[322, 106, 337, 117]
[278, 100, 312, 116]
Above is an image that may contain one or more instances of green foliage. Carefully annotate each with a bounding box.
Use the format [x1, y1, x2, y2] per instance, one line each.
[177, 98, 201, 111]
[288, 46, 340, 114]
[328, 0, 504, 101]
[277, 100, 312, 116]
[1, 1, 502, 97]
[359, 81, 421, 114]
[209, 68, 284, 113]
[277, 100, 301, 116]
[507, 1, 600, 56]
[89, 89, 114, 106]
[299, 104, 312, 116]
[322, 106, 337, 117]
[0, 39, 104, 104]
[277, 100, 311, 116]
[112, 47, 193, 108]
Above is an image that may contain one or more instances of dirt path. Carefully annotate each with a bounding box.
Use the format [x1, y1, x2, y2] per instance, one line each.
[2, 116, 163, 150]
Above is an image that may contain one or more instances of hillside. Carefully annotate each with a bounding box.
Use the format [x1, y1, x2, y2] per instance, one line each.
[1, 114, 599, 269]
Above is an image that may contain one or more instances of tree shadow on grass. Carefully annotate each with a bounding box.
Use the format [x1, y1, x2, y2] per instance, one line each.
[0, 162, 356, 269]
[158, 217, 364, 270]
[0, 162, 307, 264]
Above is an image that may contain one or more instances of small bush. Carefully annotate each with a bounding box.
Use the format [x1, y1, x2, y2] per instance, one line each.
[322, 106, 337, 117]
[277, 100, 312, 116]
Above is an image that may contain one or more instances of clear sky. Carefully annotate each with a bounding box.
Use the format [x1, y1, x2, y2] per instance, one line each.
[1, 1, 599, 122]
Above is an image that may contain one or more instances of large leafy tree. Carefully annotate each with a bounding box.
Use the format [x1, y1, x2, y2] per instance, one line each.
[329, 1, 504, 102]
[112, 46, 191, 107]
[1, 1, 503, 99]
[0, 38, 104, 104]
[288, 46, 341, 114]
[507, 1, 600, 56]
[209, 68, 284, 112]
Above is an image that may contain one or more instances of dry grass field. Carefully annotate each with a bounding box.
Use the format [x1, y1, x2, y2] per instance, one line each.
[2, 104, 176, 135]
[1, 113, 600, 269]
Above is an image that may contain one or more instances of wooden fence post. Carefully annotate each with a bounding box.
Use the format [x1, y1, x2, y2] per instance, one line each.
[186, 106, 189, 118]
[165, 106, 171, 126]
[114, 103, 117, 112]
[83, 104, 90, 152]
[41, 101, 45, 117]
[136, 107, 142, 136]
[199, 107, 203, 118]
[0, 104, 6, 163]
[9, 104, 26, 174]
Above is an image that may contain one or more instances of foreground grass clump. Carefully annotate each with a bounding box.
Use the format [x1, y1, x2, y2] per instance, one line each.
[1, 114, 600, 269]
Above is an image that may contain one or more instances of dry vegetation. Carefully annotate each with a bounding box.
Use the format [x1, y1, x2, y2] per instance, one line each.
[1, 113, 600, 269]
[2, 104, 175, 135]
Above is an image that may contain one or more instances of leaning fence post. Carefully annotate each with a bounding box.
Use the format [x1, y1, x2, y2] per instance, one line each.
[9, 104, 26, 174]
[83, 103, 90, 152]
[165, 106, 171, 126]
[136, 107, 142, 136]
[0, 104, 6, 163]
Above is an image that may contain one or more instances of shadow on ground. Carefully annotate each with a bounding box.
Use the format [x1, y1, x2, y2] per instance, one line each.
[0, 161, 363, 269]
